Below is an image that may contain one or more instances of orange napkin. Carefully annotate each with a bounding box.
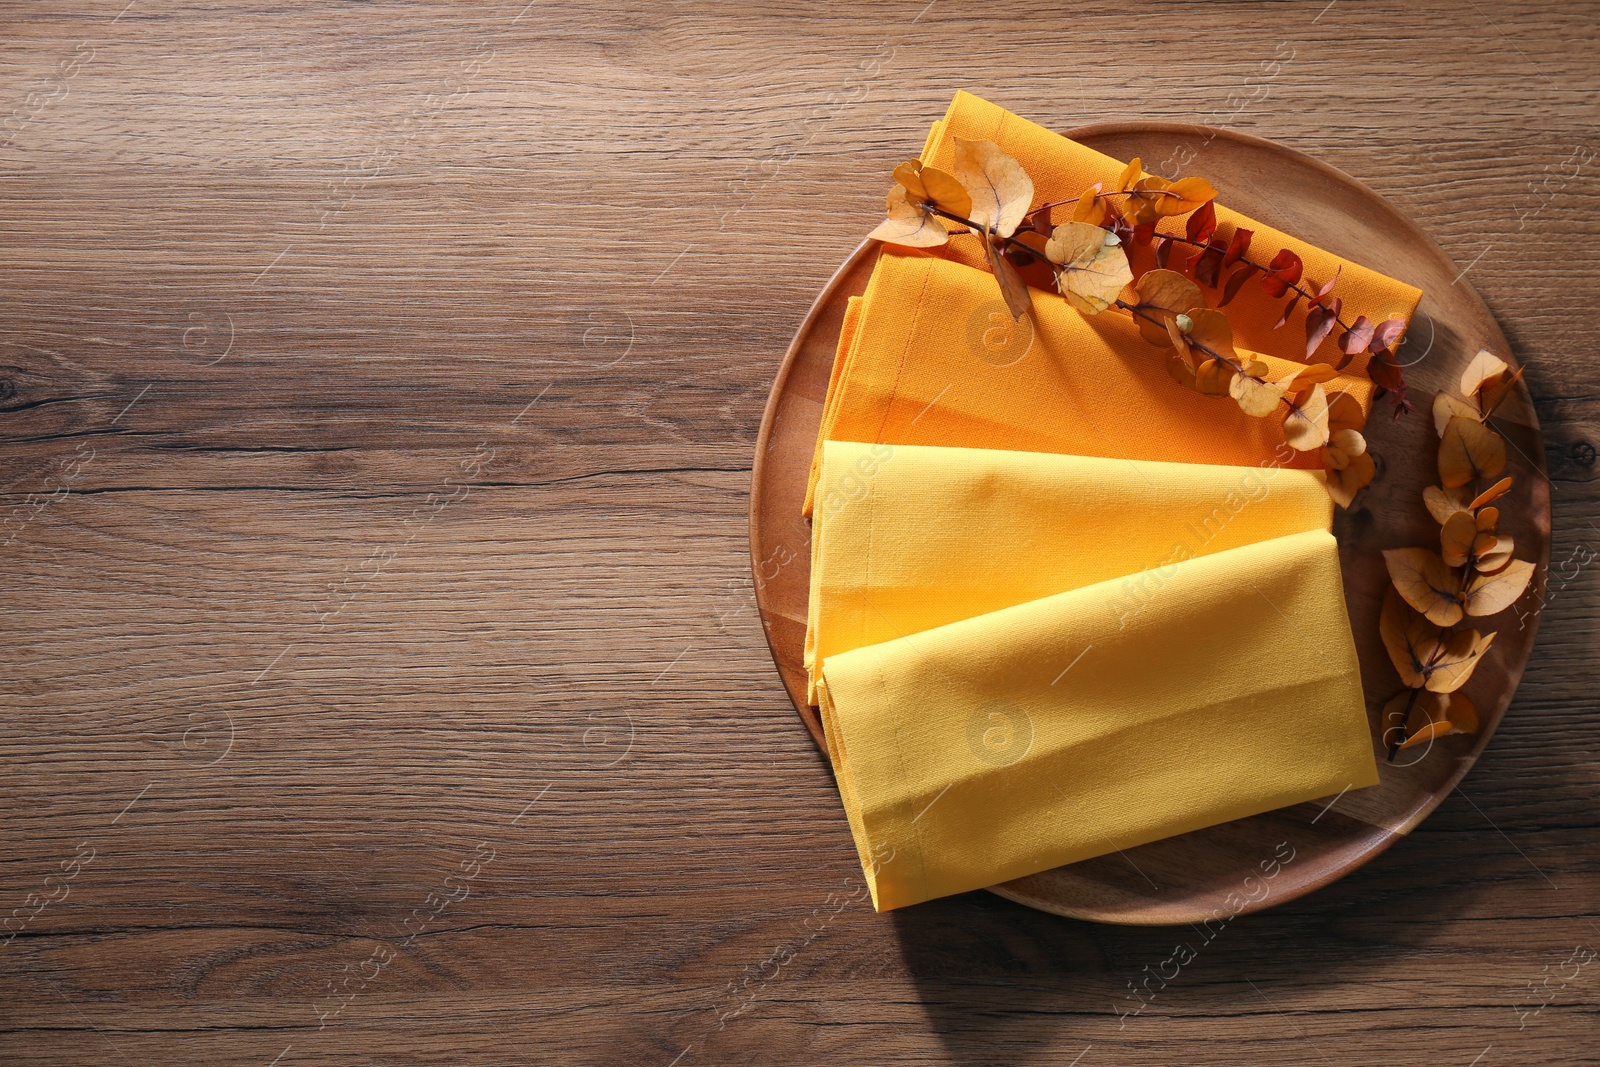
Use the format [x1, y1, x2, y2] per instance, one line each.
[918, 91, 1423, 373]
[804, 250, 1376, 516]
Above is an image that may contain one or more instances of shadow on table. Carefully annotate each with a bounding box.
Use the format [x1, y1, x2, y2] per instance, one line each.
[886, 824, 1491, 1066]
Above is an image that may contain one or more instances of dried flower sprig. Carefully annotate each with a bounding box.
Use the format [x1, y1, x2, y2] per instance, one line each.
[868, 137, 1413, 505]
[1378, 349, 1533, 758]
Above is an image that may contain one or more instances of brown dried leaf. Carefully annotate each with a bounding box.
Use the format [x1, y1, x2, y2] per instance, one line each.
[867, 185, 951, 247]
[1469, 476, 1513, 510]
[1261, 248, 1305, 298]
[1462, 559, 1535, 617]
[1282, 383, 1331, 451]
[1399, 716, 1455, 750]
[1433, 390, 1482, 438]
[1423, 484, 1473, 526]
[1219, 262, 1258, 306]
[1230, 372, 1290, 417]
[1381, 586, 1436, 688]
[980, 231, 1034, 321]
[1476, 505, 1500, 532]
[1439, 415, 1507, 488]
[1045, 222, 1132, 316]
[1479, 364, 1525, 420]
[1326, 390, 1366, 435]
[1305, 299, 1342, 358]
[1460, 348, 1510, 399]
[1385, 547, 1464, 625]
[1475, 532, 1512, 573]
[1441, 511, 1478, 568]
[1425, 629, 1495, 693]
[952, 137, 1034, 239]
[1326, 450, 1375, 508]
[1194, 358, 1235, 397]
[892, 159, 972, 219]
[1126, 269, 1204, 347]
[1446, 692, 1479, 734]
[1182, 308, 1239, 368]
[1070, 184, 1107, 226]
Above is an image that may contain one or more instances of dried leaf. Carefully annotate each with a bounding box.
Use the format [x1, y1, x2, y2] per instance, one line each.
[1321, 427, 1367, 470]
[1369, 317, 1407, 351]
[1230, 372, 1290, 417]
[1191, 239, 1227, 288]
[1326, 450, 1375, 508]
[1155, 235, 1173, 269]
[1475, 532, 1513, 574]
[1046, 222, 1132, 316]
[952, 137, 1034, 239]
[1469, 477, 1513, 510]
[1326, 390, 1366, 435]
[1305, 300, 1341, 358]
[1282, 383, 1330, 451]
[980, 231, 1034, 321]
[1381, 586, 1436, 688]
[892, 159, 972, 219]
[1312, 267, 1342, 305]
[1271, 293, 1302, 331]
[1219, 262, 1257, 306]
[1340, 315, 1376, 356]
[1476, 506, 1500, 532]
[1460, 348, 1510, 399]
[1433, 390, 1482, 438]
[1445, 692, 1479, 734]
[1286, 363, 1340, 390]
[1261, 248, 1305, 298]
[1369, 350, 1411, 413]
[1164, 176, 1219, 213]
[867, 185, 951, 247]
[1165, 350, 1198, 389]
[1423, 484, 1473, 525]
[1441, 511, 1477, 568]
[1425, 628, 1495, 693]
[1070, 184, 1108, 226]
[1222, 227, 1253, 268]
[1116, 157, 1143, 193]
[1399, 717, 1455, 750]
[1124, 270, 1204, 349]
[1462, 559, 1535, 617]
[1439, 415, 1507, 488]
[1182, 308, 1240, 369]
[1479, 364, 1525, 419]
[1194, 359, 1235, 397]
[1186, 200, 1217, 245]
[1385, 546, 1464, 626]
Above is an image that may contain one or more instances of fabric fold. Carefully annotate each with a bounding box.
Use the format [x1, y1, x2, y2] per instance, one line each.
[805, 440, 1335, 703]
[817, 527, 1379, 912]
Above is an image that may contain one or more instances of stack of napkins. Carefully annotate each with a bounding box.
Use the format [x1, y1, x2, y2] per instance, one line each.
[804, 93, 1421, 912]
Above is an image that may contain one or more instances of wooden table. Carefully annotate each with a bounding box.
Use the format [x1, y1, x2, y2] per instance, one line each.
[2, 2, 1595, 1064]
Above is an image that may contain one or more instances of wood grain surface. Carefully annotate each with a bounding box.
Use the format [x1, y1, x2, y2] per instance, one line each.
[1, 2, 1596, 1064]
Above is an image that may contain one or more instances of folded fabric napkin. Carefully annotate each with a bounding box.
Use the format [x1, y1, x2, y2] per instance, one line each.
[918, 91, 1424, 373]
[804, 441, 1334, 703]
[817, 524, 1378, 912]
[803, 250, 1376, 517]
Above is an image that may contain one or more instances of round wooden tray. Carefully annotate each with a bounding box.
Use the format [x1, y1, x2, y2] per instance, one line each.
[748, 122, 1550, 924]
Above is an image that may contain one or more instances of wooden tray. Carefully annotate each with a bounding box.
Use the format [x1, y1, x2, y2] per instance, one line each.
[748, 122, 1551, 924]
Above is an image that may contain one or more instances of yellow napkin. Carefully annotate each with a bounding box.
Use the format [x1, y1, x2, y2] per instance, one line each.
[817, 525, 1378, 912]
[804, 441, 1334, 703]
[919, 91, 1424, 372]
[803, 250, 1376, 517]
